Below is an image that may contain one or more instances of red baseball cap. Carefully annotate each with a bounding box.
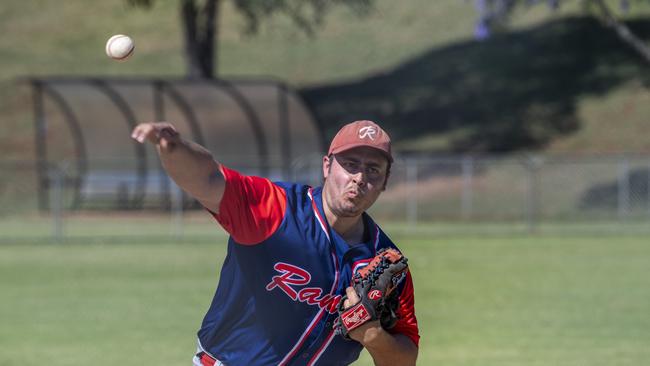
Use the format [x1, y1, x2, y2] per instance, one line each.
[328, 120, 393, 163]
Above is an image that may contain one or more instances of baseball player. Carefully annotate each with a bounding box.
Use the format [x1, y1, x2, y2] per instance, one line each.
[131, 120, 419, 365]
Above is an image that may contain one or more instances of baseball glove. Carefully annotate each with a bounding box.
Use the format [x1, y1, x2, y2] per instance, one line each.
[335, 248, 408, 340]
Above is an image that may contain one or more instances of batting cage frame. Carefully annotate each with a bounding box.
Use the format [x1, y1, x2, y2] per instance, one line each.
[30, 77, 326, 211]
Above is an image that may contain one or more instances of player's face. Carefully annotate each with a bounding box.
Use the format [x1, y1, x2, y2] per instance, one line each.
[322, 146, 389, 218]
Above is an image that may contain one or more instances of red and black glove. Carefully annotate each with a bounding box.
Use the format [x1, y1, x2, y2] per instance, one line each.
[335, 248, 408, 339]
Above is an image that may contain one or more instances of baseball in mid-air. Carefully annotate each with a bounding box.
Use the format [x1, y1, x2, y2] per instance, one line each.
[105, 34, 135, 61]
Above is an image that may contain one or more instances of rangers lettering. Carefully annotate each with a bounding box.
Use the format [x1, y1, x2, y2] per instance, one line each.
[266, 262, 341, 313]
[317, 294, 340, 313]
[297, 288, 321, 303]
[265, 262, 311, 300]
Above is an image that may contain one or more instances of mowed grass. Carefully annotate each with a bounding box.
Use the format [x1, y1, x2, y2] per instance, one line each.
[1, 235, 649, 365]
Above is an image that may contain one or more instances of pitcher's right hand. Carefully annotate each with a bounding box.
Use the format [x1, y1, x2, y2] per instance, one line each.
[131, 122, 180, 151]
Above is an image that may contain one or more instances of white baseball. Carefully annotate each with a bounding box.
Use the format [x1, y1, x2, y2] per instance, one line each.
[105, 34, 135, 61]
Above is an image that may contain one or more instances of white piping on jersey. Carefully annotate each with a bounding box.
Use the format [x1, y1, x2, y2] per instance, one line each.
[278, 252, 339, 366]
[307, 329, 336, 366]
[308, 225, 378, 365]
[194, 341, 224, 366]
[307, 188, 380, 251]
[373, 225, 380, 252]
[351, 259, 371, 277]
[307, 188, 330, 242]
[278, 188, 340, 366]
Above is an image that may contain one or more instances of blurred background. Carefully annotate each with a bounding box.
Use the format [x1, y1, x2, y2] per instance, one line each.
[2, 0, 650, 239]
[1, 1, 650, 365]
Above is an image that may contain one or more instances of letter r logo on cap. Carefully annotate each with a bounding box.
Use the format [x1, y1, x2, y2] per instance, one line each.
[358, 126, 377, 140]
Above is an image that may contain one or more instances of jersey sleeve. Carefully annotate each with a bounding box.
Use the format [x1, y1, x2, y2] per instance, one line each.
[388, 271, 420, 347]
[211, 165, 287, 245]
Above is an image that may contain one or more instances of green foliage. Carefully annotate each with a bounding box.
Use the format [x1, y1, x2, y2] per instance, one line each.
[123, 0, 374, 77]
[126, 0, 374, 36]
[126, 0, 154, 8]
[230, 0, 374, 36]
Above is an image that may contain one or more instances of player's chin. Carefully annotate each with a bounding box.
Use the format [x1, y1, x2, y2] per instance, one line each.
[337, 202, 366, 217]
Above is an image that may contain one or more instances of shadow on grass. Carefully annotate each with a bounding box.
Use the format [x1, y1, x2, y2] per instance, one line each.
[300, 16, 650, 153]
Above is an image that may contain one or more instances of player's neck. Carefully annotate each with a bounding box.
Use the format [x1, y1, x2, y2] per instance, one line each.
[322, 200, 365, 245]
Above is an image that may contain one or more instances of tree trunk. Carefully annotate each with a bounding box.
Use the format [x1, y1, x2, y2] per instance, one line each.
[181, 0, 221, 78]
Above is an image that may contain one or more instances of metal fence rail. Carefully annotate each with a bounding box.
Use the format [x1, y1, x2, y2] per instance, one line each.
[28, 77, 326, 211]
[1, 155, 649, 242]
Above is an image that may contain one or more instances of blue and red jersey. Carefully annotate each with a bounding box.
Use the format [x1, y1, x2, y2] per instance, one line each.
[196, 166, 419, 366]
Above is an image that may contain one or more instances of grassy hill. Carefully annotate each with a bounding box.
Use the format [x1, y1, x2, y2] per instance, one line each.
[1, 0, 650, 158]
[301, 16, 650, 153]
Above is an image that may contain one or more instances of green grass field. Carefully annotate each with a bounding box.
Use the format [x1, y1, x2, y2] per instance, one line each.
[2, 2, 650, 364]
[2, 233, 649, 366]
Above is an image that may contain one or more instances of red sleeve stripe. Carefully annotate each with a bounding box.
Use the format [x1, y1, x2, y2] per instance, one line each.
[388, 271, 420, 347]
[212, 166, 286, 245]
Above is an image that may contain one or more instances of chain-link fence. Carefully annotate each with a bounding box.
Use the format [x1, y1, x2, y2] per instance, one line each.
[2, 155, 649, 242]
[374, 154, 650, 235]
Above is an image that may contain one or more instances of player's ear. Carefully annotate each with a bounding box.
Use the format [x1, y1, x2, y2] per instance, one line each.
[382, 162, 391, 191]
[323, 154, 332, 179]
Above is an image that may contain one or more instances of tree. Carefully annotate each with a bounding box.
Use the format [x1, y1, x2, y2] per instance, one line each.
[128, 0, 374, 78]
[473, 0, 650, 63]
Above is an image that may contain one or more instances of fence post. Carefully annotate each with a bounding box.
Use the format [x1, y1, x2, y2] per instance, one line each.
[618, 156, 630, 220]
[525, 156, 542, 234]
[33, 82, 49, 211]
[50, 165, 65, 242]
[406, 158, 418, 227]
[170, 179, 184, 239]
[461, 156, 474, 220]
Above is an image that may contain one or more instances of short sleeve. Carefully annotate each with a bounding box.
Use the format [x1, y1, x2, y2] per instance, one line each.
[388, 271, 420, 347]
[211, 166, 287, 245]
